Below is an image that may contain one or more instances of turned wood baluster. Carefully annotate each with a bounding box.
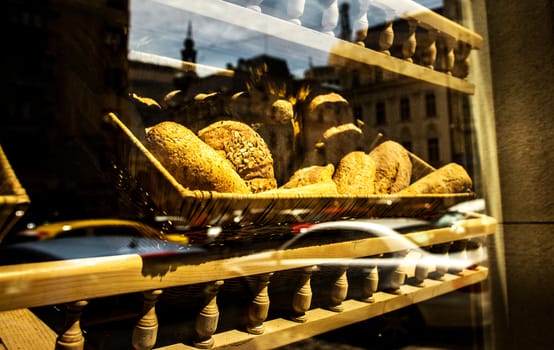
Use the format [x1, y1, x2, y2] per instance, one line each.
[387, 250, 409, 294]
[436, 35, 456, 74]
[430, 242, 452, 280]
[55, 300, 88, 350]
[291, 266, 315, 322]
[246, 272, 273, 335]
[328, 264, 348, 312]
[415, 27, 437, 68]
[394, 19, 418, 62]
[132, 289, 163, 350]
[353, 0, 372, 45]
[366, 21, 394, 55]
[287, 0, 305, 25]
[245, 0, 263, 12]
[449, 239, 469, 274]
[452, 41, 472, 79]
[466, 238, 484, 270]
[194, 280, 224, 349]
[361, 265, 379, 302]
[414, 253, 430, 287]
[390, 19, 418, 62]
[320, 0, 339, 36]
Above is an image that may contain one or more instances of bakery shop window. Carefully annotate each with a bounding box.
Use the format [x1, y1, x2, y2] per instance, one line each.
[376, 100, 386, 125]
[425, 92, 437, 117]
[400, 96, 411, 121]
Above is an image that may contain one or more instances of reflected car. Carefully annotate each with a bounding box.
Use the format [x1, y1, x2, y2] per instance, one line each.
[271, 215, 490, 346]
[4, 218, 190, 245]
[0, 235, 206, 266]
[0, 235, 208, 334]
[434, 198, 485, 227]
[278, 217, 482, 261]
[268, 216, 487, 293]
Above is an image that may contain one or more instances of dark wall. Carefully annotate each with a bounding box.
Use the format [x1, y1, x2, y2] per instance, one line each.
[2, 1, 135, 226]
[482, 1, 554, 349]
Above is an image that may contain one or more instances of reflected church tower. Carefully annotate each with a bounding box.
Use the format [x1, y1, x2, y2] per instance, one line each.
[181, 20, 197, 64]
[174, 20, 199, 91]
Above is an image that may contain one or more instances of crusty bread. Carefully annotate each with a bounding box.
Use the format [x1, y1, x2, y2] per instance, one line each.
[369, 141, 412, 194]
[198, 120, 277, 193]
[144, 121, 251, 194]
[399, 163, 473, 194]
[281, 164, 335, 189]
[259, 182, 339, 196]
[333, 151, 376, 195]
[322, 123, 364, 165]
[306, 92, 352, 124]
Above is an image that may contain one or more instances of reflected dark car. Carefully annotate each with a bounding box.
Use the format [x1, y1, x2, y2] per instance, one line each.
[4, 218, 190, 245]
[0, 235, 206, 266]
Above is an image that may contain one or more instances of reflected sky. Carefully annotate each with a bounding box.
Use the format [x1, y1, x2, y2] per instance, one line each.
[129, 0, 443, 77]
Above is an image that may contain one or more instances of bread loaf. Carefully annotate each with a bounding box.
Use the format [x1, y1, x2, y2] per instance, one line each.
[399, 163, 473, 194]
[281, 164, 335, 189]
[144, 121, 251, 194]
[306, 92, 352, 125]
[198, 120, 277, 193]
[259, 182, 339, 196]
[369, 141, 412, 194]
[322, 123, 364, 165]
[333, 151, 376, 195]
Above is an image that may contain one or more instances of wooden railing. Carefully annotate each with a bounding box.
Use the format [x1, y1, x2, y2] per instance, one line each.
[160, 0, 484, 94]
[0, 215, 496, 349]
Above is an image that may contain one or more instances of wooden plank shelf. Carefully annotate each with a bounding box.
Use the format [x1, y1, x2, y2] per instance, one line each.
[0, 308, 58, 350]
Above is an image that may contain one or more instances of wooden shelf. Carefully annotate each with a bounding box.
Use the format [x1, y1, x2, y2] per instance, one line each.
[372, 0, 483, 48]
[0, 308, 57, 350]
[0, 216, 495, 311]
[153, 0, 479, 94]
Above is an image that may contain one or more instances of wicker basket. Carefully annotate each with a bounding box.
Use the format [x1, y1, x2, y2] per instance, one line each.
[105, 112, 473, 231]
[0, 146, 31, 242]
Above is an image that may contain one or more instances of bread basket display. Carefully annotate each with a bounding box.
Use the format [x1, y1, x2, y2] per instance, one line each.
[0, 146, 30, 242]
[106, 111, 474, 232]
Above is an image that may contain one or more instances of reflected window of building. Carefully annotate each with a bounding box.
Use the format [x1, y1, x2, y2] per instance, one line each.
[425, 92, 437, 117]
[427, 137, 439, 164]
[400, 97, 410, 121]
[426, 124, 440, 164]
[400, 127, 412, 152]
[376, 101, 386, 125]
[353, 104, 362, 121]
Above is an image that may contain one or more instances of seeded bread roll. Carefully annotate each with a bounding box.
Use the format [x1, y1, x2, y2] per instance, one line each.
[399, 163, 473, 194]
[198, 120, 277, 193]
[281, 164, 335, 189]
[333, 151, 376, 195]
[144, 121, 250, 194]
[369, 140, 412, 194]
